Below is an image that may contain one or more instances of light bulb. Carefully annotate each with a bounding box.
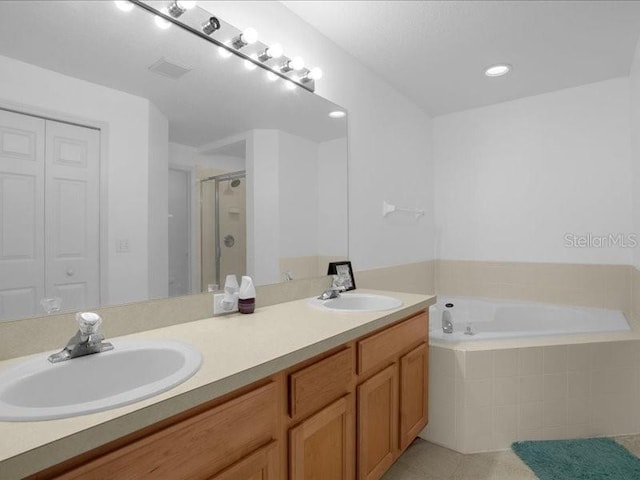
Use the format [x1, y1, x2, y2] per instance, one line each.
[154, 12, 172, 29]
[242, 27, 258, 45]
[245, 55, 258, 70]
[289, 56, 305, 71]
[114, 1, 134, 12]
[308, 67, 323, 80]
[266, 43, 283, 59]
[329, 111, 346, 119]
[266, 71, 278, 82]
[177, 0, 197, 9]
[218, 45, 233, 58]
[286, 80, 297, 90]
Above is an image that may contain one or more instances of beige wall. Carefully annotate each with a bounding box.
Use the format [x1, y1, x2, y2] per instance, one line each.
[356, 261, 435, 295]
[633, 268, 640, 320]
[436, 260, 631, 313]
[279, 255, 347, 282]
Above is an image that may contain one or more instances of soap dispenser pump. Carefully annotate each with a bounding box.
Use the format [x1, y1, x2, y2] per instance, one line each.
[238, 276, 256, 314]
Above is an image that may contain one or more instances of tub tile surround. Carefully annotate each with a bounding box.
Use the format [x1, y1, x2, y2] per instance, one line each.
[356, 260, 436, 294]
[436, 260, 632, 313]
[422, 341, 640, 453]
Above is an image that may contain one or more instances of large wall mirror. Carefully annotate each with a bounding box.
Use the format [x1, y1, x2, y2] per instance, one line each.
[0, 1, 348, 322]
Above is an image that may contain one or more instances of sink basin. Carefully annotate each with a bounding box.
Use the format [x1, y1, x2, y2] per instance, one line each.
[309, 293, 403, 312]
[0, 339, 202, 421]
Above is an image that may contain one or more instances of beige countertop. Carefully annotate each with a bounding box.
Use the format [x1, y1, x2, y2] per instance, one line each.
[0, 289, 435, 479]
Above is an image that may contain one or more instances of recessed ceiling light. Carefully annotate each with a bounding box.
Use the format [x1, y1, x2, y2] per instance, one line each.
[329, 111, 346, 119]
[484, 64, 512, 77]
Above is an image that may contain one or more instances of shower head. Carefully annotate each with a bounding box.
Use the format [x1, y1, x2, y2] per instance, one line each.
[223, 178, 241, 195]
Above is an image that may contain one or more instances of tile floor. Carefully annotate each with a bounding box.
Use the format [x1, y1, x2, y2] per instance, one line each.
[382, 435, 640, 480]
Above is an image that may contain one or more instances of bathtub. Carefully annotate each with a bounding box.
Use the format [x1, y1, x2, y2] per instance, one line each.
[422, 296, 638, 454]
[429, 296, 630, 341]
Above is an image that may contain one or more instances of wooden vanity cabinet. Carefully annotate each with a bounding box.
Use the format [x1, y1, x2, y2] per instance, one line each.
[32, 310, 428, 480]
[356, 311, 429, 480]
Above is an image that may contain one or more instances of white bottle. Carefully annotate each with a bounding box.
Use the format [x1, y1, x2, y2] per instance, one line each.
[223, 274, 239, 311]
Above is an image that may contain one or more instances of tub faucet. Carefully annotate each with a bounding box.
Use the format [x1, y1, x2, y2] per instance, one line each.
[48, 312, 114, 363]
[442, 303, 454, 334]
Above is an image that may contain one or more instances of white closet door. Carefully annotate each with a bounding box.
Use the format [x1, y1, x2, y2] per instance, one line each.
[0, 109, 45, 320]
[45, 120, 100, 311]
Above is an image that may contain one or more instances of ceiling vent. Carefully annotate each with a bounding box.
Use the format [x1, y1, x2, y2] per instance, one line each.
[148, 57, 192, 79]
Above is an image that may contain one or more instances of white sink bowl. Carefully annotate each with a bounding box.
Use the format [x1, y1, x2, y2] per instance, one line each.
[0, 339, 202, 421]
[309, 293, 403, 312]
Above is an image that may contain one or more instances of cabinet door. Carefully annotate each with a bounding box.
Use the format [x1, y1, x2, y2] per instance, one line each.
[210, 441, 278, 480]
[399, 343, 428, 451]
[289, 395, 355, 480]
[357, 364, 398, 480]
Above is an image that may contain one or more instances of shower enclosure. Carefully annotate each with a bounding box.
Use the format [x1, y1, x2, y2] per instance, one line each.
[200, 171, 246, 291]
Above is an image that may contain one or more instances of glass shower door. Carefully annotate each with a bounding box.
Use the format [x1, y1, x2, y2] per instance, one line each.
[200, 171, 246, 290]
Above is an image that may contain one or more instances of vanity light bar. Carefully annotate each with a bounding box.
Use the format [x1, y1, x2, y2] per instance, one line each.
[125, 0, 320, 93]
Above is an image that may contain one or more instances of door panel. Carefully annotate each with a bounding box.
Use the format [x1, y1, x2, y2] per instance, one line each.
[289, 394, 355, 480]
[0, 109, 45, 320]
[45, 120, 100, 312]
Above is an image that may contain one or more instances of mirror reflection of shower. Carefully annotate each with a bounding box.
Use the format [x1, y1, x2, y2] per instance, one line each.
[200, 171, 247, 291]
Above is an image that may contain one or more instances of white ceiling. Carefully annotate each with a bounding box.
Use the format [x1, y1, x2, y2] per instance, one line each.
[282, 1, 640, 116]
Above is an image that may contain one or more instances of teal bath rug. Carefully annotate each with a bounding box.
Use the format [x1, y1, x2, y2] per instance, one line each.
[512, 438, 640, 479]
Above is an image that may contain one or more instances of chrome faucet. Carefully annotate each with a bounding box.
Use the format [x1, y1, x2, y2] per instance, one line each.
[442, 303, 454, 334]
[48, 312, 114, 363]
[318, 275, 347, 300]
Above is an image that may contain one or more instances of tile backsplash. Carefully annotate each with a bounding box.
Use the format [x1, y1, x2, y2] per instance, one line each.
[423, 341, 640, 453]
[436, 260, 632, 313]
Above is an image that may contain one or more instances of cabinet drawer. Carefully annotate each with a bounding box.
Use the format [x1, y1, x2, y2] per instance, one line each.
[209, 441, 279, 480]
[357, 312, 428, 374]
[57, 382, 279, 480]
[289, 347, 353, 419]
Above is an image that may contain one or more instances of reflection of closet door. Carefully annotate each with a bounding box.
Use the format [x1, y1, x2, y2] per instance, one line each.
[0, 110, 45, 320]
[45, 120, 100, 312]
